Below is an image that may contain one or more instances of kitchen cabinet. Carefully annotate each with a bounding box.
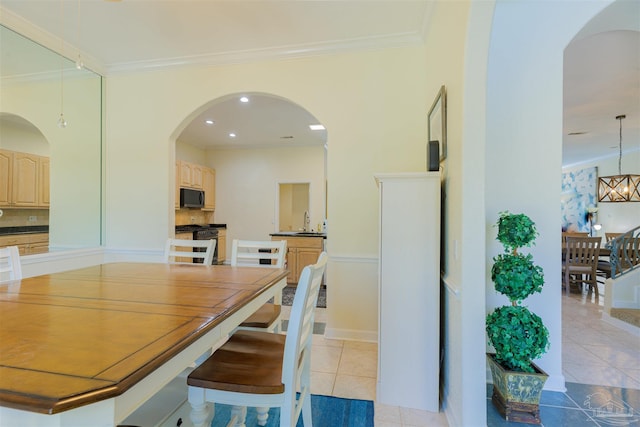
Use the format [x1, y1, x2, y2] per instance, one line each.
[0, 150, 12, 206]
[0, 149, 50, 208]
[13, 152, 39, 207]
[0, 233, 49, 255]
[374, 172, 440, 412]
[202, 167, 215, 211]
[178, 160, 203, 190]
[270, 235, 323, 284]
[39, 158, 50, 207]
[216, 228, 226, 263]
[175, 161, 180, 209]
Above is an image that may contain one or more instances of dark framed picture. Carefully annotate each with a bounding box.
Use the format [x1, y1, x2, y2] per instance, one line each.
[428, 85, 447, 163]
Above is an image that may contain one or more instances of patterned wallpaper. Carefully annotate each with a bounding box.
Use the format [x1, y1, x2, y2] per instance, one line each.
[561, 167, 597, 232]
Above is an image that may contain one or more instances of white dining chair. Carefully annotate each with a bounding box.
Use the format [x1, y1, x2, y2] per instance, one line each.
[0, 246, 22, 283]
[187, 252, 328, 427]
[164, 238, 216, 265]
[232, 239, 287, 333]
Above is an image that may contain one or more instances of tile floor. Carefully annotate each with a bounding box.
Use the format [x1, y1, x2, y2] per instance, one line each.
[283, 285, 639, 427]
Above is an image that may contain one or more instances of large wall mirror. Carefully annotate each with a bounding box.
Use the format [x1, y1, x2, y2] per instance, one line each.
[0, 24, 103, 250]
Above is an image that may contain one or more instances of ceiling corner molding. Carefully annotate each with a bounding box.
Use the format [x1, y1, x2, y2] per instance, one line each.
[106, 32, 425, 75]
[0, 5, 106, 76]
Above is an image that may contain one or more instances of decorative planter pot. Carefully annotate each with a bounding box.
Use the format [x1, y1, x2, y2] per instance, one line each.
[487, 353, 548, 424]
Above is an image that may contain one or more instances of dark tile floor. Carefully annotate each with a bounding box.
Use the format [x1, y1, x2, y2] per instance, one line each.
[487, 382, 640, 426]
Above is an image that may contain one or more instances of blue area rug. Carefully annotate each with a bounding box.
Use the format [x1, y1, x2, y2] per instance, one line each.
[210, 394, 374, 427]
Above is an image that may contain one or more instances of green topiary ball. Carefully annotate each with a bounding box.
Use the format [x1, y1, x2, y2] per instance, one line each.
[496, 212, 538, 252]
[486, 305, 549, 373]
[491, 253, 544, 302]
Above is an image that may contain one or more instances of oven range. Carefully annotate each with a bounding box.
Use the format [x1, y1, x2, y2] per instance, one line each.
[175, 224, 225, 264]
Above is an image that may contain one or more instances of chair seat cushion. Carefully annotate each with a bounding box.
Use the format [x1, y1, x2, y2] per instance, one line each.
[239, 303, 281, 328]
[187, 330, 285, 394]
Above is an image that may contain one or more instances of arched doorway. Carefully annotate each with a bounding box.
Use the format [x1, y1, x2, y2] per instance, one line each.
[172, 92, 327, 261]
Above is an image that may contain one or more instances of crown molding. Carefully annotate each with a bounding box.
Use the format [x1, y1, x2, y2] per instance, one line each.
[0, 6, 106, 76]
[107, 31, 425, 75]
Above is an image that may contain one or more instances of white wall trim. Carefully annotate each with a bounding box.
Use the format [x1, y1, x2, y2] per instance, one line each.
[602, 312, 640, 337]
[329, 254, 377, 264]
[324, 327, 377, 343]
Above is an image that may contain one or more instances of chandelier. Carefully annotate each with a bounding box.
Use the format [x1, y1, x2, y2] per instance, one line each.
[597, 115, 640, 202]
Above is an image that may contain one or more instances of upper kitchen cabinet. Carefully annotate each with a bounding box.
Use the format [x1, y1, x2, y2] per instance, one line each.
[0, 149, 49, 208]
[38, 158, 50, 207]
[178, 160, 203, 189]
[202, 167, 215, 211]
[0, 150, 12, 206]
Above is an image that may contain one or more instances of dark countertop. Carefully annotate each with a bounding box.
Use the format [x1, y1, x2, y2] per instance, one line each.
[270, 231, 326, 239]
[175, 224, 227, 233]
[0, 225, 49, 236]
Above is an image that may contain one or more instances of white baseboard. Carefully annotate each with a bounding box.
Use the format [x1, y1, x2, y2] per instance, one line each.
[324, 327, 377, 343]
[602, 312, 640, 337]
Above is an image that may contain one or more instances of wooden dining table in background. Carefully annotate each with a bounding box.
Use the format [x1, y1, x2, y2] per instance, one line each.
[0, 262, 287, 426]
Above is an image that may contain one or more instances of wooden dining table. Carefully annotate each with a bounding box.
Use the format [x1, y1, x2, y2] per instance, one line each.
[0, 262, 287, 426]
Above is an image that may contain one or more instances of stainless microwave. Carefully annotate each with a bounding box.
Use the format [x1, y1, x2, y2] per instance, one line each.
[180, 188, 204, 208]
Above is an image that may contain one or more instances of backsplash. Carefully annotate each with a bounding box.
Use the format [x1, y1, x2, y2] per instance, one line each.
[0, 209, 49, 228]
[175, 208, 215, 226]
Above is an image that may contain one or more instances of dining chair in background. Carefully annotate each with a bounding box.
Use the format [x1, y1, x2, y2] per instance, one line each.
[232, 239, 287, 333]
[187, 252, 328, 427]
[561, 231, 589, 245]
[164, 238, 216, 265]
[562, 236, 601, 296]
[0, 246, 22, 283]
[605, 232, 623, 242]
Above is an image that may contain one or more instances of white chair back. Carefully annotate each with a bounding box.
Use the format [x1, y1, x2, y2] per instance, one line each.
[280, 251, 327, 425]
[164, 238, 216, 265]
[0, 246, 22, 282]
[230, 239, 287, 268]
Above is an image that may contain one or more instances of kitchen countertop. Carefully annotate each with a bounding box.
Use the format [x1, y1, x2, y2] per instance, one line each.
[0, 226, 49, 236]
[270, 231, 326, 239]
[175, 224, 227, 233]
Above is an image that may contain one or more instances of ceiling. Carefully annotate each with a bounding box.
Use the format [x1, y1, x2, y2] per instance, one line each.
[0, 1, 638, 164]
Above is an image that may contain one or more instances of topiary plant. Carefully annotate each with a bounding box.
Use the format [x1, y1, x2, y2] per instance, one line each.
[486, 211, 549, 373]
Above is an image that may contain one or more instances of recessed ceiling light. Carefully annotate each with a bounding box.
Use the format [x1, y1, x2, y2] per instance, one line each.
[205, 119, 214, 125]
[240, 96, 249, 103]
[229, 133, 237, 138]
[309, 124, 325, 131]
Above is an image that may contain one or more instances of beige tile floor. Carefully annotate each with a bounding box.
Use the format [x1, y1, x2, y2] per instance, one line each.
[281, 305, 449, 427]
[562, 288, 640, 389]
[283, 285, 638, 427]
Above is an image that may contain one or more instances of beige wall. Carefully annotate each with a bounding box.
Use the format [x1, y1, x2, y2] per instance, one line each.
[104, 46, 428, 345]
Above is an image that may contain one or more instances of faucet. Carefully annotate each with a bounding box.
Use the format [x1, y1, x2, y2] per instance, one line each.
[303, 210, 310, 231]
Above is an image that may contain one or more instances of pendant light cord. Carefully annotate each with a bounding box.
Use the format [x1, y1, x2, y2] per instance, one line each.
[616, 114, 626, 175]
[60, 0, 64, 114]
